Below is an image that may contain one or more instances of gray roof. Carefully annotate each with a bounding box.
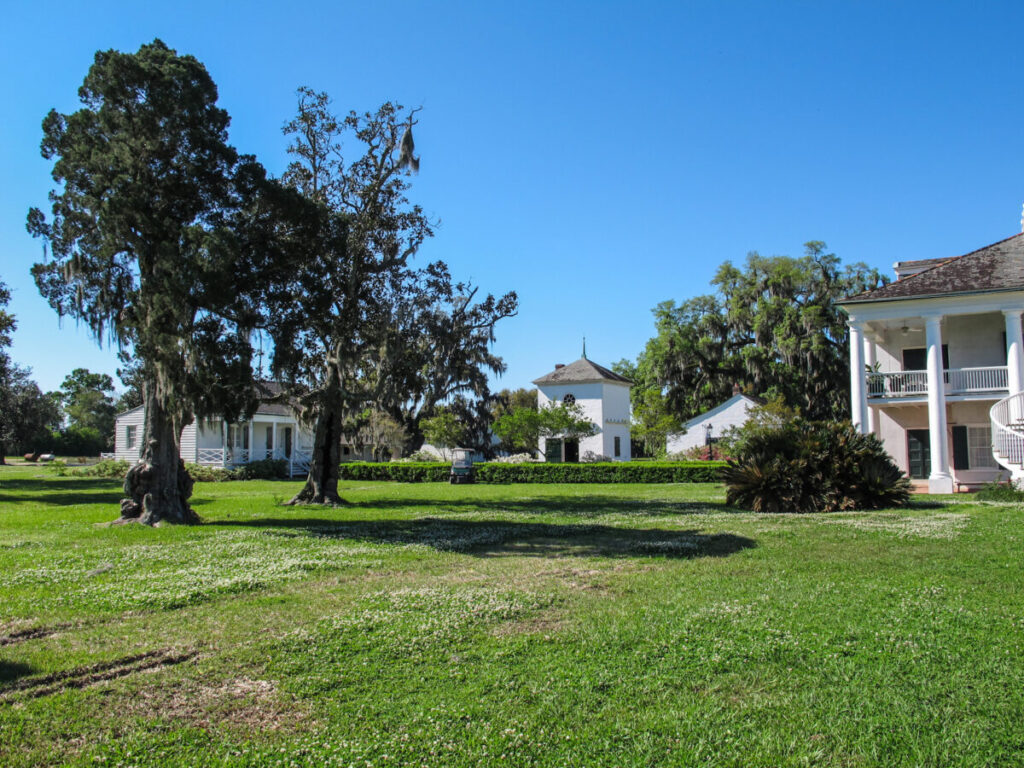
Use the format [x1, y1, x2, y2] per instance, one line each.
[893, 257, 950, 271]
[116, 381, 296, 418]
[842, 232, 1024, 304]
[532, 358, 633, 386]
[253, 380, 295, 416]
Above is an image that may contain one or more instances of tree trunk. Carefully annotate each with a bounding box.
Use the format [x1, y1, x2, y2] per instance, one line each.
[118, 384, 197, 525]
[288, 402, 344, 505]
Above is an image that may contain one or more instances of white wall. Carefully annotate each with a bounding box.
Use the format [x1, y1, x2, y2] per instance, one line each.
[536, 380, 634, 461]
[871, 312, 1007, 372]
[112, 408, 144, 462]
[537, 381, 605, 459]
[666, 396, 756, 454]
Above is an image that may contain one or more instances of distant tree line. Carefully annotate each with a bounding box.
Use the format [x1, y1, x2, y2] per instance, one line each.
[0, 289, 142, 459]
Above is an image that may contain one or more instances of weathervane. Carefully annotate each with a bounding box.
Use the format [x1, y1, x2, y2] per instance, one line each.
[582, 336, 587, 359]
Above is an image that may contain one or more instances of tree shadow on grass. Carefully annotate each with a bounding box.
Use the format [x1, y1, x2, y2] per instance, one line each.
[0, 477, 124, 506]
[0, 661, 35, 685]
[342, 495, 735, 519]
[210, 516, 756, 560]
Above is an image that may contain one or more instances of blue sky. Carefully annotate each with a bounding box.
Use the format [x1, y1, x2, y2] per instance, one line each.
[4, 1, 1024, 396]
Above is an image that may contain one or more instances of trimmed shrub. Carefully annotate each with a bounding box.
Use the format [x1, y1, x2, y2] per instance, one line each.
[338, 462, 450, 482]
[233, 459, 289, 480]
[721, 420, 910, 513]
[183, 463, 236, 483]
[75, 459, 131, 479]
[336, 461, 726, 484]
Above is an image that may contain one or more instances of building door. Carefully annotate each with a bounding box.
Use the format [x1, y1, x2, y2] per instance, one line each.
[564, 439, 579, 463]
[545, 439, 562, 463]
[283, 427, 293, 459]
[907, 429, 931, 479]
[265, 426, 274, 459]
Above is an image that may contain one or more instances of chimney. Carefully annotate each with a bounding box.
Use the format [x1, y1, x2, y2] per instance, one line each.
[732, 383, 742, 395]
[554, 364, 565, 370]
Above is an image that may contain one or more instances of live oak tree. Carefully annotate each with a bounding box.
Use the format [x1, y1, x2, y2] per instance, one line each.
[267, 90, 515, 502]
[628, 242, 886, 425]
[265, 90, 432, 505]
[28, 40, 262, 524]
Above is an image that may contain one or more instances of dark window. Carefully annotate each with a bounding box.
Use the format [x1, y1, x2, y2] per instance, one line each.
[563, 394, 575, 405]
[952, 426, 969, 470]
[342, 446, 350, 456]
[902, 345, 949, 370]
[614, 436, 621, 457]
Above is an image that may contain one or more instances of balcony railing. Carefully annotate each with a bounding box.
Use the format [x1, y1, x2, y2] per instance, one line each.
[867, 366, 1008, 399]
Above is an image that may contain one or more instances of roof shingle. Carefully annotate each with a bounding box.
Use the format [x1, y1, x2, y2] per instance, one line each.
[532, 358, 633, 386]
[841, 232, 1024, 304]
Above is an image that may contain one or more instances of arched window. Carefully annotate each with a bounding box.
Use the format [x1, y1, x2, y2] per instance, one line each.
[563, 394, 576, 405]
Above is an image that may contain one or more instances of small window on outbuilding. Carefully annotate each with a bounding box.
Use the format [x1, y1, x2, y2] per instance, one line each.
[125, 425, 137, 451]
[614, 436, 621, 457]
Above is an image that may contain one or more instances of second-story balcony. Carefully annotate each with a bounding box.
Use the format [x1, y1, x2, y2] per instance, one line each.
[867, 365, 1008, 400]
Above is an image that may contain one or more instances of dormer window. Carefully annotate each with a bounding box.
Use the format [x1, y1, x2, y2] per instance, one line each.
[563, 394, 576, 405]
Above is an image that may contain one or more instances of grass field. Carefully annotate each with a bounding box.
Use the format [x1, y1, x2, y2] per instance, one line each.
[1, 464, 1022, 767]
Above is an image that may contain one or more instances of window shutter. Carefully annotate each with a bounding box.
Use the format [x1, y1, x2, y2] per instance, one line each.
[952, 426, 970, 470]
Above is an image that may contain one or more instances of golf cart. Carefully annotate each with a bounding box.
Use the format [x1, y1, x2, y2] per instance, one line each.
[449, 448, 476, 484]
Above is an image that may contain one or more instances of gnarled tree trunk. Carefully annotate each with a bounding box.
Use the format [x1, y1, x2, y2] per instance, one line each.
[118, 384, 197, 525]
[288, 403, 343, 505]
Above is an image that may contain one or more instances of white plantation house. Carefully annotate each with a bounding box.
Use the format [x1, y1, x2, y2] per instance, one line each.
[666, 391, 759, 455]
[839, 232, 1024, 491]
[533, 356, 633, 462]
[112, 383, 372, 475]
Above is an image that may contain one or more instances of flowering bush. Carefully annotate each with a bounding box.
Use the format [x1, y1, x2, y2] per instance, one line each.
[492, 453, 542, 464]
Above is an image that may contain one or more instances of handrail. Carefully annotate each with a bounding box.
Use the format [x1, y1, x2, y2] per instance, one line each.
[990, 392, 1024, 469]
[869, 366, 1008, 398]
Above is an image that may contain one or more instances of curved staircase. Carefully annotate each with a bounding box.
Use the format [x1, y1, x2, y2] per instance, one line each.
[990, 392, 1024, 483]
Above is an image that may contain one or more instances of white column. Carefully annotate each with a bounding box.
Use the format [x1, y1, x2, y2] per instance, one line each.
[848, 321, 868, 433]
[865, 338, 877, 435]
[924, 314, 953, 493]
[1004, 309, 1024, 396]
[221, 421, 228, 467]
[270, 421, 277, 460]
[248, 421, 255, 463]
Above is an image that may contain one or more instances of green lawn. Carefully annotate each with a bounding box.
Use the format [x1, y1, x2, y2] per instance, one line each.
[0, 464, 1022, 767]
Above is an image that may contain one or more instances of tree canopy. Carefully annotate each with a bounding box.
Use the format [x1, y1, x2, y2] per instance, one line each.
[625, 242, 885, 430]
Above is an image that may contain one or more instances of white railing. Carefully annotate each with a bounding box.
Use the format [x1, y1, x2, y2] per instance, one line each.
[196, 448, 224, 465]
[290, 450, 312, 475]
[867, 370, 928, 397]
[99, 452, 115, 460]
[868, 366, 1008, 398]
[990, 392, 1024, 471]
[947, 366, 1008, 393]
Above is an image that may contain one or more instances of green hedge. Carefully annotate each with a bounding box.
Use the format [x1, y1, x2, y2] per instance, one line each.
[336, 461, 726, 484]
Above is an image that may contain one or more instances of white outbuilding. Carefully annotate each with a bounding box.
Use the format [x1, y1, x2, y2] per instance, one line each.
[665, 393, 760, 456]
[533, 357, 633, 462]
